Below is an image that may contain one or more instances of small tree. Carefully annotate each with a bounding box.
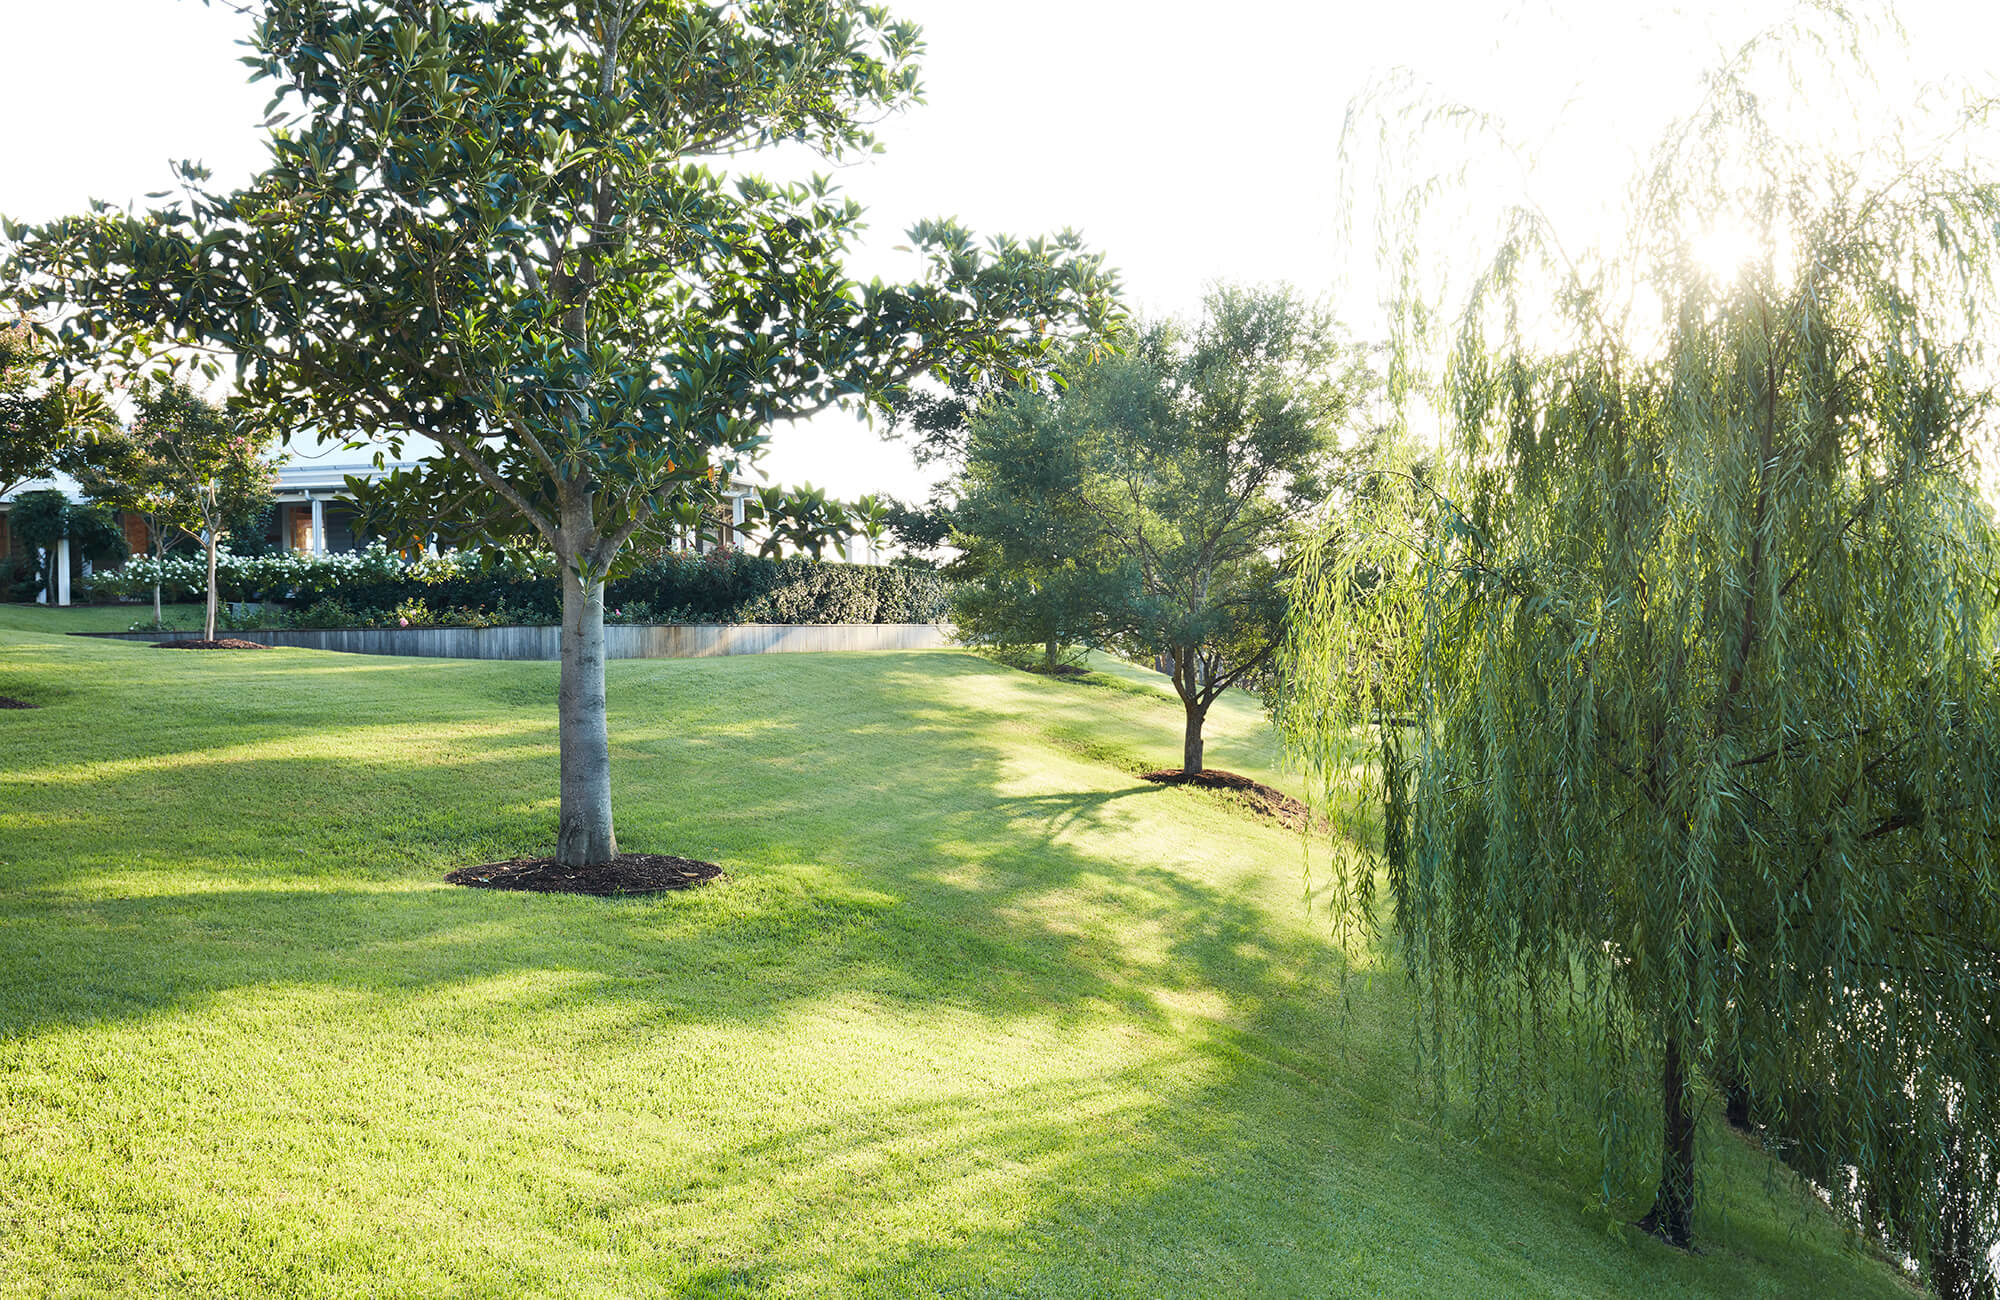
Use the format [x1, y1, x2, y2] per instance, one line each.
[948, 373, 1118, 671]
[958, 287, 1364, 770]
[3, 0, 1116, 870]
[79, 382, 277, 638]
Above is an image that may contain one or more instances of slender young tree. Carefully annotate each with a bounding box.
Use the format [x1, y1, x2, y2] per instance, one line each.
[76, 382, 278, 638]
[958, 287, 1361, 771]
[3, 0, 1116, 869]
[1281, 28, 2000, 1277]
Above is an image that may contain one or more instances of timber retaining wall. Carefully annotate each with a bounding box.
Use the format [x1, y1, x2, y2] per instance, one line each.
[80, 623, 954, 661]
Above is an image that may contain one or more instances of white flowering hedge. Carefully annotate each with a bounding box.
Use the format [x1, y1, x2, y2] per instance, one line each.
[87, 544, 553, 602]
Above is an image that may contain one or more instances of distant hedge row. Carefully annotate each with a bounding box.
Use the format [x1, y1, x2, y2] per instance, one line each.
[94, 545, 949, 626]
[338, 552, 950, 626]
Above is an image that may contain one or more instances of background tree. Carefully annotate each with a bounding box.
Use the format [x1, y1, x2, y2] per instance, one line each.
[3, 0, 1117, 870]
[1280, 28, 2000, 1280]
[0, 323, 113, 498]
[947, 373, 1118, 671]
[75, 381, 278, 635]
[4, 488, 127, 604]
[957, 286, 1363, 770]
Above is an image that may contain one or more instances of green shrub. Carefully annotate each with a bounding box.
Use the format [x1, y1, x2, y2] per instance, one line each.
[94, 544, 950, 626]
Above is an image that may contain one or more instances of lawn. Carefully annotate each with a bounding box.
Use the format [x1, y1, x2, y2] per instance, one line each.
[0, 621, 1908, 1297]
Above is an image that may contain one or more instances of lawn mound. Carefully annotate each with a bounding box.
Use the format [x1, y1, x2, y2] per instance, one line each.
[445, 853, 722, 895]
[154, 638, 272, 650]
[0, 696, 36, 709]
[1141, 767, 1314, 832]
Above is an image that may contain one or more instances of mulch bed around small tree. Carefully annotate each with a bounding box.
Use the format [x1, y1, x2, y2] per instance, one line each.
[0, 696, 36, 709]
[1141, 768, 1317, 833]
[153, 639, 272, 650]
[1026, 663, 1092, 679]
[444, 853, 723, 896]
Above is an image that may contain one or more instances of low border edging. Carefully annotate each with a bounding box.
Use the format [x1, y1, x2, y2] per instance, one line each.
[76, 622, 954, 661]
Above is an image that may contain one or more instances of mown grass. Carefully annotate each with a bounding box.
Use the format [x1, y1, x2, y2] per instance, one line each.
[0, 621, 1909, 1297]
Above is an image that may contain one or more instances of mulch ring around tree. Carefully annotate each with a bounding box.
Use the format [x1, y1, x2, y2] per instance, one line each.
[154, 638, 272, 650]
[444, 853, 723, 896]
[0, 696, 36, 709]
[1141, 768, 1318, 833]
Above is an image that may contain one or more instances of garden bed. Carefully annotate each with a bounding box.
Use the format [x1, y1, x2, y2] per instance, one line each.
[1141, 767, 1315, 832]
[445, 853, 722, 895]
[154, 638, 271, 650]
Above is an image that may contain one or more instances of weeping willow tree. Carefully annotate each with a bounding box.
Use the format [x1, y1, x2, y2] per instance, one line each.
[1281, 20, 2000, 1285]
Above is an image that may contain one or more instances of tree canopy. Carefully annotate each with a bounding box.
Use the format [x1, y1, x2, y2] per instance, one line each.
[0, 323, 113, 498]
[1280, 25, 2000, 1284]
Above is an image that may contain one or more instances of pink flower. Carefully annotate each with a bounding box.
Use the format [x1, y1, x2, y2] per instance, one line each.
[398, 616, 409, 627]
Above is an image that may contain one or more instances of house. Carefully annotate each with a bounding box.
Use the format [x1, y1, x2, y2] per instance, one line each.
[2, 450, 763, 604]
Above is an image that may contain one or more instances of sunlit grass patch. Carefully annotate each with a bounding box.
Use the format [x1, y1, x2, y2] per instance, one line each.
[0, 631, 1909, 1296]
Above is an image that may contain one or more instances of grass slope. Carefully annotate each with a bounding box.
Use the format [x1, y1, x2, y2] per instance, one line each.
[0, 626, 1907, 1297]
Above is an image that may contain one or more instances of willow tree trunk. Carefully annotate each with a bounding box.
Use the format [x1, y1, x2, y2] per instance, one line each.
[1640, 1034, 1697, 1247]
[556, 558, 617, 867]
[202, 530, 219, 642]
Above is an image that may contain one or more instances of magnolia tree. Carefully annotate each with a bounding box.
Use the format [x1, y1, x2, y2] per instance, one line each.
[76, 382, 277, 635]
[1281, 26, 2000, 1284]
[4, 0, 1116, 870]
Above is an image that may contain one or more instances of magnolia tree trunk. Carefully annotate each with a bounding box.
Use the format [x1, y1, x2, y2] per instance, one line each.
[1182, 699, 1208, 774]
[556, 558, 617, 867]
[202, 530, 220, 642]
[1640, 1034, 1698, 1247]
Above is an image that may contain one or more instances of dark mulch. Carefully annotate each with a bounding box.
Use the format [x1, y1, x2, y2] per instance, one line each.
[444, 853, 723, 896]
[154, 638, 271, 650]
[1141, 767, 1317, 833]
[1027, 663, 1093, 679]
[0, 696, 36, 709]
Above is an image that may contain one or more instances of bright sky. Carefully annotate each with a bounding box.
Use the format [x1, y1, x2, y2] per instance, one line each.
[4, 0, 1998, 504]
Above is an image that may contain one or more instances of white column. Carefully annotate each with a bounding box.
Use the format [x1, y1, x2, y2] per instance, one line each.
[731, 495, 746, 547]
[34, 548, 46, 604]
[55, 536, 72, 606]
[310, 497, 326, 556]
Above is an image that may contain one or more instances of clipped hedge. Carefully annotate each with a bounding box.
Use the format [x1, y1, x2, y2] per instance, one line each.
[94, 545, 948, 627]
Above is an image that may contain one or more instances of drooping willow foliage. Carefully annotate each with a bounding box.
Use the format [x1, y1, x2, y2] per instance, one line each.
[1280, 18, 2000, 1286]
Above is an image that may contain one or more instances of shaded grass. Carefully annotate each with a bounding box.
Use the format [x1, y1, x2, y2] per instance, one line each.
[0, 625, 1907, 1297]
[0, 602, 198, 635]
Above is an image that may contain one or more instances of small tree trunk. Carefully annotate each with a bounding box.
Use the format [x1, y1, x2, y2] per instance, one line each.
[1722, 1075, 1752, 1132]
[152, 530, 164, 629]
[556, 557, 617, 867]
[1044, 634, 1059, 671]
[1182, 698, 1208, 774]
[1640, 1033, 1698, 1247]
[203, 529, 219, 642]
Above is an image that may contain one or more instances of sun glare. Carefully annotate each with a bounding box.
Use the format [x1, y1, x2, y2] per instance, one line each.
[1692, 224, 1760, 283]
